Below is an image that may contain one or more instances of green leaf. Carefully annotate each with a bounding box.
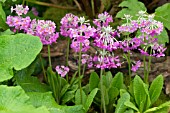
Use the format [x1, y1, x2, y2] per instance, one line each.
[0, 29, 14, 36]
[75, 89, 87, 105]
[84, 88, 98, 112]
[89, 72, 99, 91]
[124, 101, 139, 112]
[0, 85, 49, 113]
[0, 34, 42, 82]
[144, 101, 170, 113]
[111, 72, 123, 90]
[14, 58, 49, 92]
[27, 91, 85, 113]
[149, 75, 164, 105]
[156, 28, 169, 44]
[108, 86, 119, 102]
[133, 75, 147, 112]
[61, 91, 75, 105]
[105, 71, 113, 87]
[116, 0, 146, 19]
[155, 3, 170, 30]
[0, 3, 8, 30]
[124, 109, 134, 113]
[115, 92, 130, 113]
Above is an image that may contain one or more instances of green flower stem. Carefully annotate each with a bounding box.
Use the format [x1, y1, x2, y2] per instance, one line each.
[82, 64, 86, 76]
[127, 51, 131, 84]
[100, 69, 106, 113]
[22, 0, 25, 5]
[39, 54, 47, 82]
[78, 43, 83, 104]
[48, 45, 52, 67]
[91, 0, 95, 16]
[66, 38, 70, 82]
[143, 55, 147, 83]
[145, 49, 152, 84]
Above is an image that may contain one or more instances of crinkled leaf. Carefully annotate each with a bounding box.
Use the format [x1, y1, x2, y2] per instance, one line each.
[116, 0, 146, 19]
[149, 75, 163, 105]
[111, 72, 123, 90]
[0, 85, 49, 113]
[133, 75, 148, 112]
[75, 89, 87, 105]
[89, 72, 99, 91]
[115, 92, 130, 113]
[124, 101, 139, 112]
[0, 33, 42, 82]
[84, 88, 98, 112]
[144, 101, 170, 113]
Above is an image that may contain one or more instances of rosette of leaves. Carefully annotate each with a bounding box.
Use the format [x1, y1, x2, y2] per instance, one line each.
[81, 71, 124, 113]
[115, 75, 170, 113]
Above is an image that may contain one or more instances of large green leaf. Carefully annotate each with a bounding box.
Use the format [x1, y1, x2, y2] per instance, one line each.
[84, 88, 98, 112]
[14, 57, 49, 92]
[0, 85, 49, 113]
[149, 75, 163, 105]
[75, 89, 87, 105]
[0, 33, 42, 82]
[111, 72, 123, 90]
[155, 3, 170, 30]
[133, 75, 147, 112]
[144, 101, 170, 113]
[89, 72, 99, 91]
[116, 0, 146, 19]
[124, 101, 139, 112]
[27, 92, 85, 113]
[115, 92, 130, 113]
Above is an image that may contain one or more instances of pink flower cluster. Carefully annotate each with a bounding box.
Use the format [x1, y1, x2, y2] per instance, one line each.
[6, 5, 59, 45]
[55, 66, 69, 77]
[93, 12, 113, 28]
[131, 60, 141, 72]
[60, 13, 78, 37]
[93, 55, 121, 69]
[60, 14, 96, 52]
[11, 5, 29, 16]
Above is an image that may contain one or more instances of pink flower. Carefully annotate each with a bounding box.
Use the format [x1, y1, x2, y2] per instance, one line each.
[55, 65, 70, 77]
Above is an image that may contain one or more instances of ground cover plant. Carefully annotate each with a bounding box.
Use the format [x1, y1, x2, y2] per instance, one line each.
[0, 0, 170, 113]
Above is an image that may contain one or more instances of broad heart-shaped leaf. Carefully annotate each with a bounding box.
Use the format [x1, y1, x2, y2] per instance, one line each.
[0, 33, 42, 82]
[0, 85, 49, 113]
[27, 92, 85, 113]
[116, 0, 146, 19]
[155, 3, 170, 30]
[144, 101, 170, 113]
[111, 72, 123, 90]
[115, 92, 130, 113]
[84, 88, 98, 112]
[149, 75, 163, 105]
[133, 75, 148, 112]
[89, 71, 99, 91]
